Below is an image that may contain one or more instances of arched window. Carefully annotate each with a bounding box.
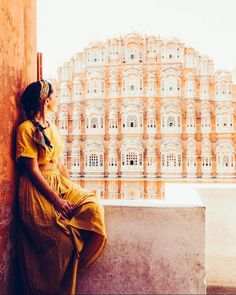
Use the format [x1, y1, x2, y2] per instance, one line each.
[91, 80, 99, 94]
[91, 117, 98, 128]
[185, 79, 195, 97]
[167, 153, 176, 167]
[127, 115, 138, 128]
[222, 116, 228, 127]
[223, 155, 229, 167]
[126, 153, 138, 166]
[109, 157, 117, 167]
[167, 116, 175, 127]
[163, 77, 177, 95]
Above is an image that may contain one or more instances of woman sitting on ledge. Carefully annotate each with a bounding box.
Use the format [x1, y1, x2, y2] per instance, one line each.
[16, 80, 107, 295]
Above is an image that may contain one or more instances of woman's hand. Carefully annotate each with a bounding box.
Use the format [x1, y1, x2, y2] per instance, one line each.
[21, 158, 73, 218]
[53, 198, 73, 219]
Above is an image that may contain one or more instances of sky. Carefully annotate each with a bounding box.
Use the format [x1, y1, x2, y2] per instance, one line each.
[37, 0, 236, 79]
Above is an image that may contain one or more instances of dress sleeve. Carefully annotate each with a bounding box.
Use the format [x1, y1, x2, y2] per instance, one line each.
[16, 124, 38, 162]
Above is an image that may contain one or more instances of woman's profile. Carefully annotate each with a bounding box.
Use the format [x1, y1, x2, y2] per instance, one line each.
[16, 80, 107, 294]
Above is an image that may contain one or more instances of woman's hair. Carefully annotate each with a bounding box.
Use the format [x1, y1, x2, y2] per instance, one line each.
[21, 80, 53, 119]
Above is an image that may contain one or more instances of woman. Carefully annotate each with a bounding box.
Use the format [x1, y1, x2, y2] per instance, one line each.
[16, 80, 107, 294]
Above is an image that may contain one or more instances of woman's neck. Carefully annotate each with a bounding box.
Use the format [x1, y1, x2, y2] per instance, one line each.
[35, 112, 48, 126]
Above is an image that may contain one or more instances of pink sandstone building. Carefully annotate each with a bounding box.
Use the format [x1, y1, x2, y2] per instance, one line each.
[55, 33, 236, 184]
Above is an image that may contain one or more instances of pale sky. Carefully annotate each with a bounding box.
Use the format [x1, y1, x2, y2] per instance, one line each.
[37, 0, 236, 79]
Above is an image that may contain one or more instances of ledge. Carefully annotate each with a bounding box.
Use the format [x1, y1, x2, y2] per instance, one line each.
[77, 186, 206, 294]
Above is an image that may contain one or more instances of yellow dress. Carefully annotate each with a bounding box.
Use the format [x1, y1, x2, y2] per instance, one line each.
[16, 120, 107, 295]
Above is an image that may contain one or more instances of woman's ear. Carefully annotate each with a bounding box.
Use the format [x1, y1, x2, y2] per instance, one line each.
[45, 97, 51, 105]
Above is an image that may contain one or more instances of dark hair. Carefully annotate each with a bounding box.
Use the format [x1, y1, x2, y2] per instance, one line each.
[21, 80, 53, 119]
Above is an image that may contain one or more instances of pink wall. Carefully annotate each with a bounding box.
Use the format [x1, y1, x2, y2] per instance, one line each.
[0, 0, 36, 293]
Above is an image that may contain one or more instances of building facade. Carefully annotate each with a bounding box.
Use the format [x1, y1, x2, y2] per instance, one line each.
[56, 33, 236, 179]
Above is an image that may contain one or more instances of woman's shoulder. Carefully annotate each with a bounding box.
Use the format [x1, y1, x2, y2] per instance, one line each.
[17, 119, 35, 133]
[17, 120, 35, 130]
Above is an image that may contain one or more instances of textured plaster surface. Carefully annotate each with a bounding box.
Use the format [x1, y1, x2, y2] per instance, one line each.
[0, 0, 36, 293]
[196, 186, 236, 287]
[77, 200, 205, 294]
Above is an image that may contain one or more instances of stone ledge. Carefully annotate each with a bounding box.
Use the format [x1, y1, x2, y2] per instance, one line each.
[76, 192, 205, 294]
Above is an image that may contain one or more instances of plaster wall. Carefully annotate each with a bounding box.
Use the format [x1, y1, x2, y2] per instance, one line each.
[77, 196, 205, 294]
[0, 0, 36, 292]
[196, 185, 236, 288]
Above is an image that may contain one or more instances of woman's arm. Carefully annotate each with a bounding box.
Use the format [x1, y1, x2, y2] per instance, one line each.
[57, 158, 71, 179]
[22, 157, 72, 218]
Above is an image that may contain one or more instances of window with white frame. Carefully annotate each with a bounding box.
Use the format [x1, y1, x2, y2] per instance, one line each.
[72, 120, 80, 130]
[125, 46, 139, 63]
[216, 145, 235, 169]
[89, 154, 98, 166]
[126, 153, 138, 166]
[91, 80, 99, 94]
[139, 153, 143, 165]
[109, 81, 118, 96]
[202, 156, 212, 167]
[59, 119, 68, 130]
[147, 79, 155, 94]
[162, 77, 178, 96]
[187, 157, 196, 167]
[223, 155, 230, 167]
[99, 155, 103, 166]
[161, 113, 181, 131]
[73, 82, 82, 100]
[109, 157, 117, 167]
[60, 84, 70, 103]
[167, 116, 176, 128]
[127, 114, 138, 128]
[200, 78, 210, 99]
[85, 147, 104, 168]
[186, 116, 196, 128]
[201, 116, 211, 128]
[161, 151, 182, 168]
[71, 157, 79, 167]
[185, 79, 195, 97]
[167, 153, 175, 167]
[91, 117, 98, 128]
[200, 60, 209, 75]
[110, 46, 119, 60]
[147, 118, 156, 128]
[147, 156, 156, 167]
[109, 118, 118, 129]
[216, 112, 233, 132]
[161, 155, 165, 167]
[215, 82, 231, 99]
[185, 54, 195, 68]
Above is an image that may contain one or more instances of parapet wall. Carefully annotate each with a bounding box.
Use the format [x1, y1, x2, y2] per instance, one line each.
[77, 194, 206, 294]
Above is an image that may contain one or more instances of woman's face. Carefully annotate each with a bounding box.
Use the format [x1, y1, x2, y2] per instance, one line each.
[47, 91, 58, 113]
